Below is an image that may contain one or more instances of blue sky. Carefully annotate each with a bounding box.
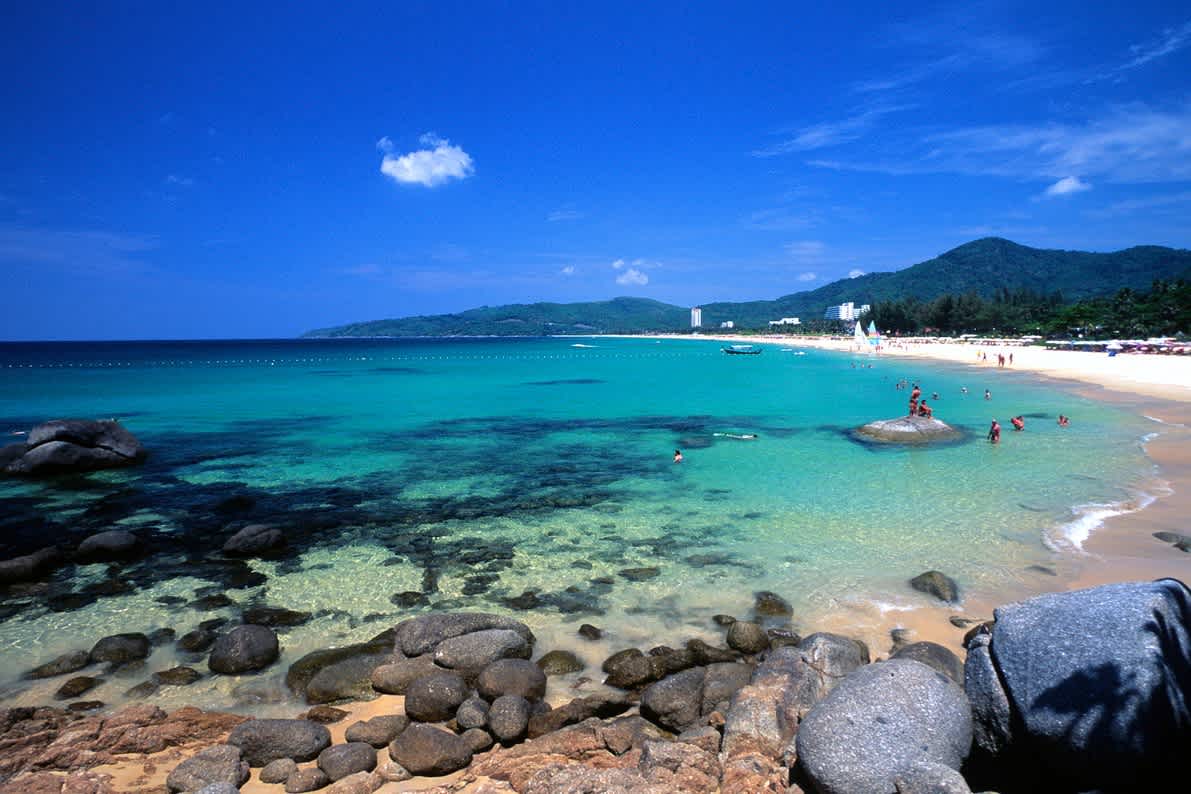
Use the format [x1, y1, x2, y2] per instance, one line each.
[2, 1, 1190, 339]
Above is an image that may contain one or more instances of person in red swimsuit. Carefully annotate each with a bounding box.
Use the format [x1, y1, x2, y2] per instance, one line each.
[988, 419, 1001, 444]
[1011, 416, 1025, 431]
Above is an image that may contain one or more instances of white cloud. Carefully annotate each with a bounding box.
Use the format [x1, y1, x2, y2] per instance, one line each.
[848, 269, 866, 278]
[798, 272, 818, 281]
[560, 265, 576, 276]
[1089, 20, 1191, 83]
[379, 133, 474, 187]
[1088, 190, 1191, 218]
[809, 104, 1191, 184]
[547, 209, 583, 222]
[785, 241, 826, 261]
[1041, 176, 1091, 198]
[376, 136, 394, 153]
[754, 105, 911, 156]
[615, 268, 648, 286]
[165, 174, 193, 187]
[611, 258, 626, 269]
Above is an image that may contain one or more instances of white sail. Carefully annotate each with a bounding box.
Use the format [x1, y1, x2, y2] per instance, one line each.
[854, 321, 866, 348]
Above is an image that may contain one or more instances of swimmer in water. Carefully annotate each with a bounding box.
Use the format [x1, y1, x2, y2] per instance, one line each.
[1058, 415, 1070, 427]
[674, 449, 683, 463]
[984, 389, 991, 400]
[1011, 415, 1025, 431]
[714, 433, 759, 440]
[988, 419, 1001, 444]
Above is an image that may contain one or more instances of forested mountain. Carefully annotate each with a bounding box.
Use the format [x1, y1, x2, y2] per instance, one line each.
[305, 239, 1191, 337]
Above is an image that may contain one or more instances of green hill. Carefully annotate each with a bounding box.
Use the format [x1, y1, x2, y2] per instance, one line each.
[695, 238, 1191, 328]
[304, 296, 689, 337]
[305, 238, 1191, 336]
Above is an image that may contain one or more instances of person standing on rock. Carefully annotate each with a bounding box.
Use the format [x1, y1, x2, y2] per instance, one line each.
[909, 384, 921, 417]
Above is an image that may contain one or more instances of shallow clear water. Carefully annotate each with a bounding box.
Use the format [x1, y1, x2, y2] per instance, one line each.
[0, 338, 1161, 712]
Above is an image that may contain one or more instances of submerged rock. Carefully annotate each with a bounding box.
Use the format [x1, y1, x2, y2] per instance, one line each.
[911, 570, 960, 604]
[76, 530, 142, 562]
[855, 416, 963, 445]
[208, 625, 280, 674]
[0, 546, 64, 584]
[4, 419, 147, 475]
[222, 524, 287, 557]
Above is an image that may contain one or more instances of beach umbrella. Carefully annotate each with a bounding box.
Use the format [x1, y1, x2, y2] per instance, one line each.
[1105, 342, 1123, 350]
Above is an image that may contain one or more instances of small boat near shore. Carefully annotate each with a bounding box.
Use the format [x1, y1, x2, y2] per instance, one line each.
[723, 344, 762, 355]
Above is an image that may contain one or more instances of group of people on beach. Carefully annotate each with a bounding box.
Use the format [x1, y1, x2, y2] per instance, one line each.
[977, 350, 1013, 367]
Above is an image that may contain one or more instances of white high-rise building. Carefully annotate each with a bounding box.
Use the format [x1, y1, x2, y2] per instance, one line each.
[691, 307, 703, 328]
[824, 302, 870, 322]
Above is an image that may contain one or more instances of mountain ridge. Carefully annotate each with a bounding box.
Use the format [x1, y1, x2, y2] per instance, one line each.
[304, 238, 1191, 337]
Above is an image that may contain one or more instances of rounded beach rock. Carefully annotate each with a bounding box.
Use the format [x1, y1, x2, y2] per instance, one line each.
[388, 723, 474, 776]
[227, 718, 332, 767]
[476, 658, 547, 701]
[403, 672, 469, 722]
[854, 416, 963, 444]
[487, 694, 531, 743]
[90, 633, 151, 665]
[344, 714, 409, 747]
[208, 624, 280, 674]
[726, 620, 769, 654]
[165, 744, 249, 793]
[795, 658, 973, 794]
[317, 741, 378, 781]
[910, 570, 960, 604]
[4, 418, 147, 475]
[536, 649, 583, 675]
[76, 530, 141, 562]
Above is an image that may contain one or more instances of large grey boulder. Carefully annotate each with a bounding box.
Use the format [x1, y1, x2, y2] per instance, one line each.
[476, 658, 547, 701]
[286, 630, 396, 696]
[796, 658, 973, 794]
[209, 625, 280, 674]
[0, 546, 63, 584]
[344, 714, 409, 747]
[304, 650, 390, 704]
[433, 628, 532, 671]
[894, 761, 973, 793]
[4, 419, 147, 475]
[90, 633, 151, 664]
[641, 667, 706, 732]
[722, 632, 868, 761]
[964, 578, 1191, 791]
[227, 718, 332, 767]
[76, 530, 141, 562]
[223, 524, 287, 557]
[370, 654, 443, 695]
[394, 613, 535, 657]
[388, 723, 473, 776]
[166, 744, 249, 793]
[892, 641, 964, 685]
[403, 672, 469, 722]
[487, 694, 531, 743]
[317, 741, 377, 781]
[855, 416, 963, 445]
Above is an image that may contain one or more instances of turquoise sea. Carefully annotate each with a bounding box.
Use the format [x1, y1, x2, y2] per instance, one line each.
[0, 337, 1164, 712]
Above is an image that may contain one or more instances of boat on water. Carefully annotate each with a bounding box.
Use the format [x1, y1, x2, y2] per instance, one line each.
[722, 344, 762, 355]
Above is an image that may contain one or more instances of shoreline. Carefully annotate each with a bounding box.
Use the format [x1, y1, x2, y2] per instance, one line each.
[623, 332, 1191, 636]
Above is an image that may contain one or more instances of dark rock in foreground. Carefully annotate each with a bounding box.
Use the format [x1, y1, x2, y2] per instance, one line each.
[3, 419, 147, 475]
[76, 530, 142, 562]
[208, 625, 280, 675]
[227, 718, 331, 767]
[388, 723, 473, 776]
[964, 578, 1191, 791]
[855, 416, 963, 445]
[165, 744, 249, 793]
[796, 658, 973, 794]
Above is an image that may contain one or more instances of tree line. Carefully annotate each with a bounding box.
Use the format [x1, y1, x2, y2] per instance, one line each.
[863, 280, 1191, 338]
